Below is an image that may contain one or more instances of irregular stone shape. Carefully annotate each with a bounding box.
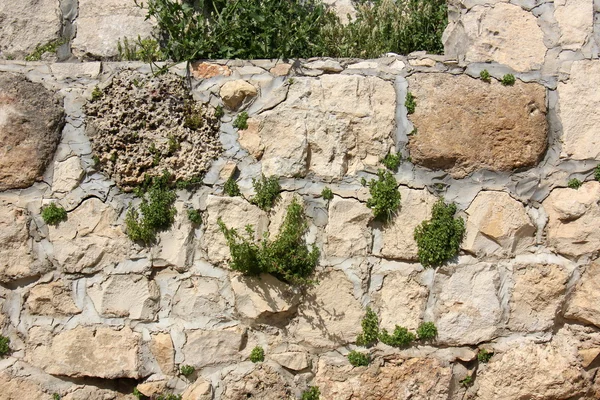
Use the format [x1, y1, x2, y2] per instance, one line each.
[323, 0, 357, 23]
[407, 73, 547, 178]
[554, 0, 593, 50]
[172, 277, 229, 322]
[182, 329, 243, 368]
[0, 372, 47, 400]
[220, 364, 295, 400]
[182, 377, 213, 400]
[231, 273, 300, 322]
[543, 182, 600, 258]
[191, 62, 231, 79]
[0, 73, 64, 190]
[203, 196, 268, 263]
[49, 198, 129, 274]
[269, 63, 292, 76]
[508, 264, 568, 332]
[0, 0, 61, 59]
[431, 263, 501, 345]
[87, 274, 160, 320]
[259, 75, 395, 180]
[238, 118, 264, 159]
[52, 157, 84, 193]
[565, 261, 600, 327]
[315, 356, 452, 399]
[270, 352, 309, 371]
[463, 191, 535, 257]
[27, 326, 141, 378]
[558, 60, 600, 160]
[150, 332, 175, 375]
[72, 0, 154, 59]
[325, 198, 372, 257]
[136, 381, 168, 398]
[378, 188, 437, 260]
[26, 281, 81, 316]
[291, 270, 363, 348]
[220, 80, 258, 110]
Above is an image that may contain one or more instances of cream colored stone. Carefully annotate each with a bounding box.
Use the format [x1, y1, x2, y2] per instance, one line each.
[271, 352, 309, 371]
[150, 332, 175, 375]
[269, 63, 292, 76]
[0, 372, 48, 400]
[325, 197, 372, 257]
[238, 118, 264, 159]
[220, 80, 258, 110]
[219, 161, 237, 181]
[374, 272, 428, 332]
[565, 261, 600, 327]
[26, 281, 81, 316]
[220, 364, 295, 399]
[191, 62, 231, 79]
[409, 58, 436, 67]
[182, 329, 243, 368]
[137, 381, 168, 397]
[554, 0, 593, 50]
[52, 157, 84, 193]
[182, 377, 212, 400]
[231, 273, 300, 321]
[87, 274, 159, 320]
[171, 277, 228, 321]
[579, 348, 600, 368]
[464, 191, 535, 257]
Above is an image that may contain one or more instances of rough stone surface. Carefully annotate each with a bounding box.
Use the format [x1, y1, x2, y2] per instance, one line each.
[238, 118, 264, 159]
[270, 351, 309, 371]
[565, 261, 600, 327]
[192, 62, 232, 79]
[52, 157, 84, 193]
[463, 191, 535, 257]
[219, 364, 294, 400]
[171, 277, 229, 321]
[325, 197, 372, 257]
[220, 80, 258, 110]
[0, 73, 64, 190]
[182, 377, 213, 400]
[26, 281, 81, 316]
[0, 371, 48, 400]
[543, 182, 600, 258]
[182, 329, 243, 368]
[554, 0, 593, 50]
[558, 60, 600, 160]
[407, 73, 547, 178]
[150, 332, 175, 375]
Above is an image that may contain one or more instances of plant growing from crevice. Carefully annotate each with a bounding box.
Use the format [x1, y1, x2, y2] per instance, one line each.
[501, 74, 515, 86]
[167, 134, 181, 155]
[224, 177, 241, 197]
[414, 198, 465, 268]
[301, 386, 320, 400]
[480, 69, 491, 83]
[52, 394, 61, 400]
[249, 346, 265, 363]
[405, 92, 416, 114]
[347, 350, 370, 367]
[416, 321, 437, 341]
[42, 203, 68, 226]
[25, 38, 67, 61]
[187, 209, 202, 225]
[356, 307, 379, 347]
[214, 105, 224, 119]
[117, 36, 164, 62]
[91, 86, 103, 101]
[321, 187, 334, 201]
[179, 364, 195, 376]
[382, 152, 402, 171]
[366, 169, 401, 222]
[379, 325, 416, 348]
[595, 165, 600, 181]
[233, 112, 249, 130]
[250, 175, 281, 211]
[568, 178, 583, 189]
[0, 335, 10, 357]
[477, 348, 493, 363]
[133, 388, 145, 399]
[460, 375, 474, 388]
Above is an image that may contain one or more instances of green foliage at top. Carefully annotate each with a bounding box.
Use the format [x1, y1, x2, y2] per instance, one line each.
[249, 346, 265, 363]
[568, 178, 583, 189]
[414, 199, 465, 268]
[250, 175, 281, 211]
[356, 307, 379, 347]
[321, 187, 334, 201]
[301, 386, 321, 400]
[179, 364, 195, 376]
[501, 74, 516, 86]
[366, 170, 401, 222]
[416, 321, 437, 340]
[0, 335, 10, 357]
[379, 325, 416, 347]
[405, 92, 416, 114]
[480, 69, 491, 83]
[42, 203, 68, 226]
[219, 198, 319, 285]
[117, 36, 164, 62]
[224, 177, 241, 197]
[25, 38, 67, 61]
[477, 348, 493, 363]
[233, 112, 249, 130]
[382, 152, 402, 171]
[125, 172, 177, 245]
[347, 350, 370, 367]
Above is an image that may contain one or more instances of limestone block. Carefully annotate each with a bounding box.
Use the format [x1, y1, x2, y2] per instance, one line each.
[565, 261, 600, 327]
[26, 281, 81, 316]
[191, 62, 231, 79]
[220, 364, 295, 400]
[52, 157, 84, 193]
[171, 277, 229, 321]
[182, 377, 212, 400]
[182, 329, 243, 368]
[150, 332, 175, 375]
[554, 0, 593, 50]
[325, 198, 372, 258]
[220, 80, 258, 110]
[270, 352, 309, 371]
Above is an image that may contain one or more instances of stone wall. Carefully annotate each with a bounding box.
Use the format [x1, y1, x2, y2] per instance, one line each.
[1, 1, 600, 399]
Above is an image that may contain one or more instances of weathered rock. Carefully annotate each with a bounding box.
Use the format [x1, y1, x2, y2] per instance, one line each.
[52, 157, 84, 193]
[325, 198, 372, 258]
[463, 191, 535, 257]
[136, 381, 168, 398]
[543, 182, 600, 258]
[150, 332, 175, 375]
[182, 377, 213, 400]
[407, 73, 547, 178]
[565, 261, 600, 327]
[270, 351, 309, 371]
[182, 329, 243, 367]
[269, 63, 292, 76]
[558, 60, 600, 160]
[220, 364, 295, 400]
[26, 326, 141, 378]
[26, 281, 81, 316]
[191, 62, 231, 79]
[87, 274, 160, 320]
[238, 118, 264, 159]
[377, 188, 437, 260]
[431, 263, 501, 345]
[0, 371, 48, 400]
[508, 264, 568, 332]
[72, 0, 155, 59]
[220, 80, 258, 110]
[172, 277, 229, 321]
[0, 73, 64, 190]
[554, 0, 593, 51]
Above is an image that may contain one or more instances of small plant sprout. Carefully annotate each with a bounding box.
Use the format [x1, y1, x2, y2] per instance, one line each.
[52, 394, 61, 400]
[356, 307, 379, 347]
[0, 335, 10, 357]
[347, 350, 370, 367]
[416, 322, 437, 341]
[382, 152, 402, 171]
[42, 203, 68, 226]
[480, 69, 491, 83]
[187, 209, 202, 225]
[301, 386, 320, 400]
[214, 105, 224, 119]
[460, 374, 474, 387]
[180, 364, 195, 376]
[250, 175, 280, 211]
[501, 74, 516, 86]
[250, 346, 265, 363]
[224, 177, 241, 197]
[477, 348, 493, 363]
[321, 187, 334, 201]
[366, 169, 401, 222]
[595, 165, 600, 181]
[405, 92, 416, 114]
[360, 177, 367, 187]
[568, 178, 583, 189]
[378, 325, 416, 348]
[91, 86, 103, 101]
[233, 112, 249, 130]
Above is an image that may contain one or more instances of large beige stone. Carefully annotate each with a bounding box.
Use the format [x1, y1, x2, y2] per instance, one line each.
[182, 377, 212, 400]
[508, 264, 568, 332]
[220, 80, 258, 110]
[325, 198, 372, 258]
[0, 372, 48, 400]
[182, 329, 243, 368]
[26, 281, 81, 316]
[565, 261, 600, 327]
[203, 196, 268, 263]
[26, 326, 141, 378]
[554, 0, 593, 51]
[463, 191, 535, 257]
[291, 270, 363, 348]
[270, 351, 309, 371]
[150, 332, 175, 375]
[407, 73, 547, 178]
[171, 277, 229, 321]
[0, 73, 64, 190]
[87, 274, 160, 320]
[431, 263, 501, 345]
[52, 157, 84, 193]
[220, 364, 294, 400]
[378, 188, 437, 260]
[558, 60, 600, 160]
[543, 182, 600, 258]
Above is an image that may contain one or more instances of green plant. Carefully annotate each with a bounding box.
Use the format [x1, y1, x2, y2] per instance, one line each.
[214, 105, 224, 119]
[167, 134, 180, 155]
[224, 177, 241, 197]
[568, 178, 583, 189]
[416, 322, 437, 340]
[187, 209, 202, 225]
[366, 169, 401, 222]
[133, 387, 146, 400]
[347, 350, 370, 367]
[183, 101, 204, 130]
[414, 199, 465, 268]
[233, 112, 249, 130]
[301, 386, 320, 400]
[460, 375, 474, 387]
[180, 364, 195, 376]
[125, 172, 177, 245]
[477, 348, 493, 363]
[360, 177, 367, 187]
[52, 394, 61, 400]
[91, 86, 103, 101]
[501, 74, 516, 86]
[378, 325, 416, 348]
[175, 175, 204, 190]
[356, 307, 379, 347]
[250, 175, 281, 211]
[117, 36, 164, 62]
[595, 165, 600, 181]
[42, 203, 68, 226]
[480, 69, 491, 83]
[405, 92, 416, 114]
[0, 335, 10, 357]
[321, 187, 334, 201]
[382, 152, 402, 171]
[249, 346, 265, 363]
[25, 38, 67, 61]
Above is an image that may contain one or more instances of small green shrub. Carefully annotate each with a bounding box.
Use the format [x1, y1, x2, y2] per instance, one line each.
[568, 178, 583, 189]
[480, 69, 491, 83]
[356, 307, 379, 348]
[414, 199, 465, 268]
[233, 112, 249, 130]
[249, 346, 265, 363]
[405, 92, 416, 114]
[117, 36, 164, 62]
[180, 364, 195, 376]
[595, 165, 600, 181]
[360, 177, 367, 187]
[214, 105, 224, 119]
[460, 375, 474, 388]
[366, 170, 401, 222]
[347, 350, 370, 367]
[0, 335, 10, 357]
[25, 38, 67, 61]
[250, 175, 281, 211]
[91, 86, 103, 101]
[378, 325, 416, 348]
[187, 209, 202, 225]
[224, 177, 241, 197]
[52, 394, 61, 400]
[416, 322, 437, 341]
[321, 187, 334, 201]
[382, 152, 402, 171]
[183, 102, 204, 130]
[167, 134, 180, 155]
[477, 348, 493, 363]
[133, 388, 143, 399]
[501, 74, 516, 86]
[42, 203, 68, 226]
[301, 386, 320, 400]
